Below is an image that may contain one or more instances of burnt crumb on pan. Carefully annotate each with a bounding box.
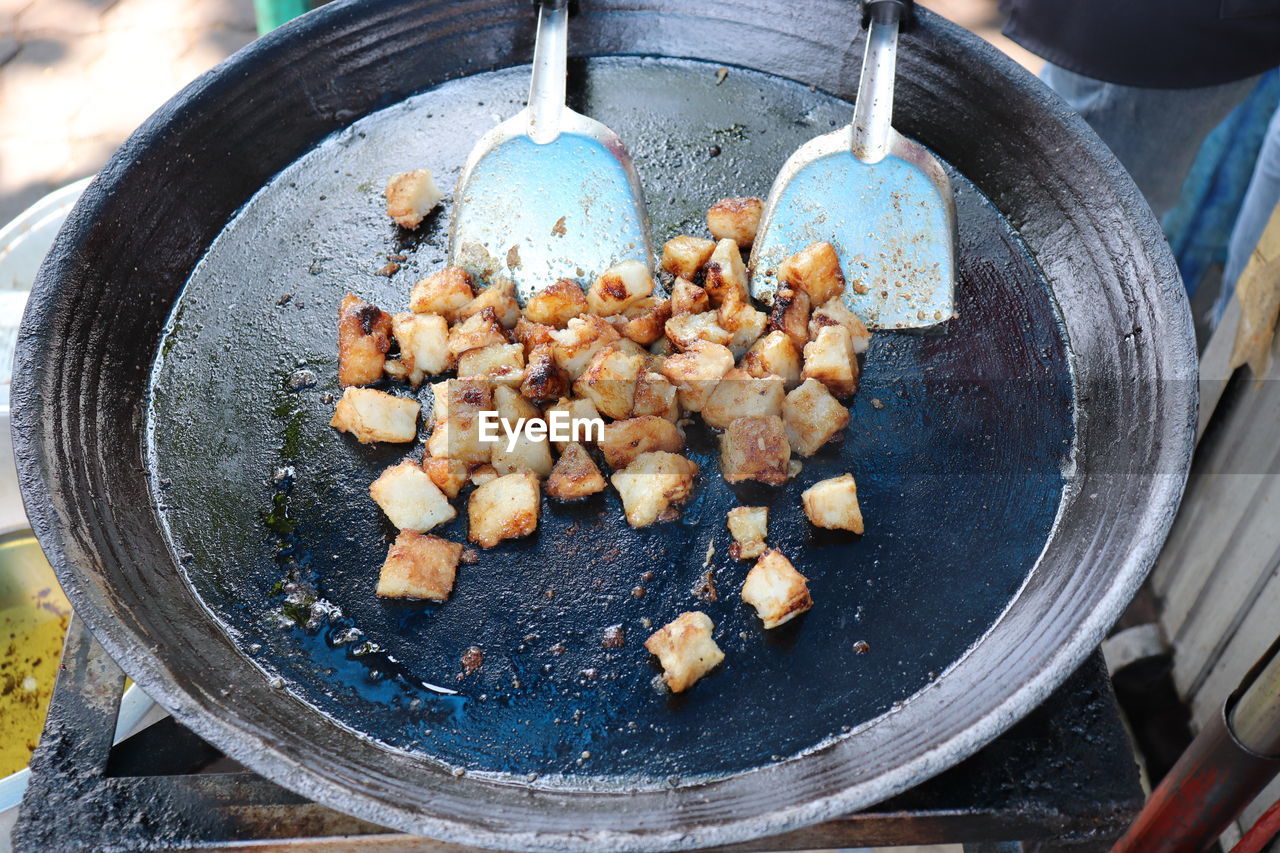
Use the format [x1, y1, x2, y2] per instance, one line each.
[691, 568, 718, 602]
[460, 646, 484, 676]
[549, 642, 566, 656]
[376, 261, 401, 276]
[277, 293, 293, 306]
[551, 216, 567, 237]
[286, 369, 316, 391]
[460, 548, 479, 564]
[631, 586, 646, 599]
[871, 398, 884, 409]
[641, 571, 654, 582]
[853, 640, 871, 654]
[388, 253, 408, 262]
[602, 625, 625, 649]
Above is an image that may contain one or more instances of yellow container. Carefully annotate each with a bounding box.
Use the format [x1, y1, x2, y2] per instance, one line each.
[0, 529, 70, 778]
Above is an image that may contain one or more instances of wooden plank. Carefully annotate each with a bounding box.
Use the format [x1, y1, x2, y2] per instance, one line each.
[1186, 560, 1280, 722]
[1229, 201, 1280, 377]
[1157, 374, 1280, 628]
[1152, 374, 1280, 603]
[1163, 470, 1280, 674]
[1198, 295, 1243, 438]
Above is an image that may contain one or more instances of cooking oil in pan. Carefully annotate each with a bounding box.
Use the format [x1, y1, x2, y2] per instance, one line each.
[0, 531, 70, 777]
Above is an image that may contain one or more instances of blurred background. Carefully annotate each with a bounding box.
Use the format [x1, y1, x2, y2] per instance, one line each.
[0, 0, 1033, 225]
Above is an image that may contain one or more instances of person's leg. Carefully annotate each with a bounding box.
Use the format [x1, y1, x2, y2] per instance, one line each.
[1040, 63, 1259, 220]
[1217, 106, 1280, 322]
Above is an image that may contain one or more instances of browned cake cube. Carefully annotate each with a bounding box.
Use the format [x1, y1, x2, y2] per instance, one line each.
[801, 473, 864, 533]
[702, 238, 749, 306]
[467, 470, 541, 548]
[644, 611, 724, 693]
[664, 311, 734, 351]
[801, 325, 859, 398]
[457, 278, 521, 329]
[369, 460, 457, 532]
[330, 387, 420, 444]
[587, 260, 656, 316]
[778, 241, 846, 305]
[610, 451, 698, 527]
[409, 267, 474, 321]
[702, 368, 785, 429]
[719, 416, 791, 485]
[741, 549, 812, 628]
[572, 345, 644, 419]
[631, 371, 680, 422]
[660, 235, 716, 280]
[741, 329, 802, 389]
[767, 285, 811, 353]
[727, 506, 768, 560]
[519, 343, 569, 404]
[376, 532, 462, 600]
[659, 340, 735, 413]
[337, 293, 392, 387]
[524, 279, 589, 328]
[384, 168, 442, 229]
[545, 441, 607, 501]
[782, 377, 850, 456]
[669, 277, 710, 316]
[550, 314, 622, 378]
[706, 196, 765, 248]
[389, 312, 450, 386]
[447, 307, 509, 360]
[611, 297, 672, 346]
[599, 416, 685, 470]
[457, 342, 525, 387]
[809, 296, 872, 354]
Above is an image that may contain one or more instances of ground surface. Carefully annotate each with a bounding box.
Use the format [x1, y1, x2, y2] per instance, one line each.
[0, 0, 256, 224]
[0, 0, 1039, 225]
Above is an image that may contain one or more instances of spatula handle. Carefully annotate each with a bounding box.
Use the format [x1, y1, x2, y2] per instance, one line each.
[851, 0, 909, 164]
[527, 0, 569, 143]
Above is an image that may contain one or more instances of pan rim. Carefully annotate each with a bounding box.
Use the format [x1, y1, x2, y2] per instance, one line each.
[11, 0, 1196, 849]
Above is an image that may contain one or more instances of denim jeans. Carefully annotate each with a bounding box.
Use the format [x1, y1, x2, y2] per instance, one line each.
[1040, 63, 1261, 222]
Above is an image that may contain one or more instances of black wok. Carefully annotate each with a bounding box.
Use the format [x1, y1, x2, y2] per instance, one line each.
[12, 1, 1196, 850]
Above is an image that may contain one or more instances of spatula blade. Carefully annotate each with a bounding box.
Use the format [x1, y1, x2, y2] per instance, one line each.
[751, 127, 956, 329]
[449, 111, 652, 302]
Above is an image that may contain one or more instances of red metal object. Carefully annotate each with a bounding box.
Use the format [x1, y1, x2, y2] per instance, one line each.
[1230, 797, 1280, 853]
[1112, 706, 1280, 853]
[1114, 636, 1280, 853]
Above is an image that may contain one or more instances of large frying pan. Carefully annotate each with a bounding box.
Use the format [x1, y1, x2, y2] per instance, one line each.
[12, 1, 1195, 850]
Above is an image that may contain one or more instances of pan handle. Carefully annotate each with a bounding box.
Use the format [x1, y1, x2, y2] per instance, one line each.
[851, 0, 911, 164]
[527, 0, 569, 143]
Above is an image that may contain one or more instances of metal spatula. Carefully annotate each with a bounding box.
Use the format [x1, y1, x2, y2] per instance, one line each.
[448, 0, 652, 302]
[749, 0, 955, 329]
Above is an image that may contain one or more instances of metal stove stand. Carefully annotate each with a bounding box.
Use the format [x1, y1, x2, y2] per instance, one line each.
[14, 618, 1142, 851]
